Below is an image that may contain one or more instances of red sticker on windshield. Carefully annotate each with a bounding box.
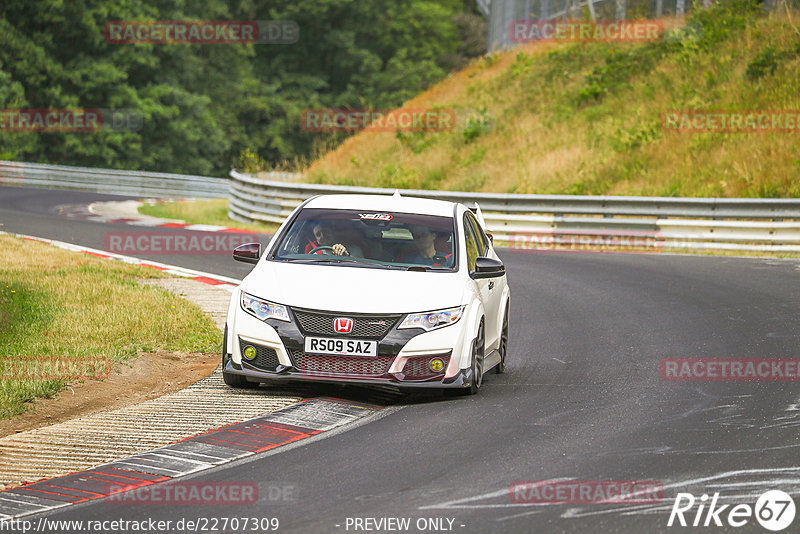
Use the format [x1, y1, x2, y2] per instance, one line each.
[359, 213, 393, 221]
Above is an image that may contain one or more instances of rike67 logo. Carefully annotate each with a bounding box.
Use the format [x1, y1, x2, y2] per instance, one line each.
[668, 490, 796, 531]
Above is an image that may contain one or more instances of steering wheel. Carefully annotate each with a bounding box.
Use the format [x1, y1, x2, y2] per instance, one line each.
[307, 245, 335, 254]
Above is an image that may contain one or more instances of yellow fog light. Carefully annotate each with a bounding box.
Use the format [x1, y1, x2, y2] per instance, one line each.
[429, 358, 445, 372]
[243, 346, 257, 360]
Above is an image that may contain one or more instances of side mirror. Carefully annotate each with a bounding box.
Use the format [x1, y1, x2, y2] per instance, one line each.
[233, 242, 261, 264]
[471, 256, 505, 279]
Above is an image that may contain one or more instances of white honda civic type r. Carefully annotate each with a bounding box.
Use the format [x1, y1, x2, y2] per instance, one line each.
[222, 193, 510, 395]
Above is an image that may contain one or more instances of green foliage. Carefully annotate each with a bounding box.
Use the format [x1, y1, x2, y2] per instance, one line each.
[752, 182, 781, 198]
[462, 106, 491, 143]
[482, 53, 500, 68]
[746, 46, 780, 80]
[609, 121, 661, 152]
[662, 23, 704, 63]
[0, 283, 53, 356]
[0, 0, 485, 175]
[463, 145, 487, 166]
[396, 131, 437, 154]
[509, 52, 535, 78]
[576, 45, 665, 105]
[235, 148, 267, 173]
[574, 0, 762, 107]
[688, 0, 761, 48]
[745, 44, 798, 81]
[660, 181, 684, 197]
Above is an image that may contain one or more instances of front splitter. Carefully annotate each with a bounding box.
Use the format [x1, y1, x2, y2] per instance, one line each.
[225, 359, 471, 389]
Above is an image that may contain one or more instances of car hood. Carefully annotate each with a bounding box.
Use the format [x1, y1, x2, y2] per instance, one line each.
[240, 261, 465, 314]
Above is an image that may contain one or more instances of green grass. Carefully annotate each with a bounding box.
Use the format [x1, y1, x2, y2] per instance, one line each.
[305, 0, 800, 198]
[139, 198, 278, 233]
[0, 235, 222, 419]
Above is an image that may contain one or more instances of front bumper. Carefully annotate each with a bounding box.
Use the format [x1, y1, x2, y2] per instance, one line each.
[226, 301, 472, 389]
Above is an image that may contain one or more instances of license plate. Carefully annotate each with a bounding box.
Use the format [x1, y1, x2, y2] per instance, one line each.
[304, 336, 377, 357]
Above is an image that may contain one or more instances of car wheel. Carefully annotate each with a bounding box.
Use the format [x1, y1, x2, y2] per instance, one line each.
[443, 320, 485, 398]
[496, 303, 509, 374]
[468, 320, 485, 395]
[221, 325, 259, 389]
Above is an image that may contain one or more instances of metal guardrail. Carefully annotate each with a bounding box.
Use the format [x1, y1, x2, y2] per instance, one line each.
[2, 161, 798, 252]
[229, 170, 800, 252]
[0, 160, 228, 199]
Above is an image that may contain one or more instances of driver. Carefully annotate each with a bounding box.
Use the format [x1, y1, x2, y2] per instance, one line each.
[305, 220, 364, 257]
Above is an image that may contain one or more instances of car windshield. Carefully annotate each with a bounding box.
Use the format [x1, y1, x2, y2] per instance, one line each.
[271, 208, 457, 271]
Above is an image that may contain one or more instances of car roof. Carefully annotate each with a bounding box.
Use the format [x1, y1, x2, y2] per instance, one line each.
[303, 194, 459, 217]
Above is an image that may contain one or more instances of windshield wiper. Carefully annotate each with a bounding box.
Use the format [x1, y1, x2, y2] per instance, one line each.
[279, 257, 407, 270]
[292, 257, 363, 264]
[284, 257, 392, 268]
[406, 265, 450, 271]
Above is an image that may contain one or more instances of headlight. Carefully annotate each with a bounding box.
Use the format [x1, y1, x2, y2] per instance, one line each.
[240, 292, 290, 322]
[399, 306, 465, 331]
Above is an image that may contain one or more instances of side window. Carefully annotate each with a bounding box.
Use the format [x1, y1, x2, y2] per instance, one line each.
[463, 215, 479, 272]
[465, 213, 489, 255]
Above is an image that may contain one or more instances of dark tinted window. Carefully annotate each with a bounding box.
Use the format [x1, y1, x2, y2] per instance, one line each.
[463, 214, 480, 272]
[465, 212, 489, 255]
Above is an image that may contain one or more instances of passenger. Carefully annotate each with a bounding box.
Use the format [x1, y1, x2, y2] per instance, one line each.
[404, 226, 451, 266]
[434, 231, 452, 256]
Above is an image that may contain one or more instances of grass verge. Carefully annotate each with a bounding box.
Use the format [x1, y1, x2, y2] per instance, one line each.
[0, 235, 221, 419]
[138, 198, 278, 234]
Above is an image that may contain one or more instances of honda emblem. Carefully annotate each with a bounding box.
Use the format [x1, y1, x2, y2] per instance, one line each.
[333, 317, 353, 334]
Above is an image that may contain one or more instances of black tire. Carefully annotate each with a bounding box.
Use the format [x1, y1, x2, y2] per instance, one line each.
[443, 320, 485, 398]
[468, 320, 485, 395]
[221, 325, 259, 389]
[223, 370, 256, 388]
[496, 303, 509, 374]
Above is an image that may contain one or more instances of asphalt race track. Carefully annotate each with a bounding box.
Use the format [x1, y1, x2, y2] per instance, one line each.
[2, 185, 799, 533]
[0, 186, 266, 279]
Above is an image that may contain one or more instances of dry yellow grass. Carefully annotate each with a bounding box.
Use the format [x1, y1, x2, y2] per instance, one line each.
[304, 4, 800, 198]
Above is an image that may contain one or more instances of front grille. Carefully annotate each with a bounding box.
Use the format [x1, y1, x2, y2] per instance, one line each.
[290, 350, 394, 377]
[401, 354, 450, 379]
[292, 309, 401, 339]
[239, 339, 280, 371]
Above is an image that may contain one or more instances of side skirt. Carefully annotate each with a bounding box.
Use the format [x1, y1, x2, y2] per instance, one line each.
[482, 348, 501, 373]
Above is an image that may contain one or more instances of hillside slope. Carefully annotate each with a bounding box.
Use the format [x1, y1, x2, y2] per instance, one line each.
[304, 0, 800, 198]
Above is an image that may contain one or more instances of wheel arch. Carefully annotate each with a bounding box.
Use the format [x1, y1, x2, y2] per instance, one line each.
[497, 284, 511, 335]
[456, 300, 485, 370]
